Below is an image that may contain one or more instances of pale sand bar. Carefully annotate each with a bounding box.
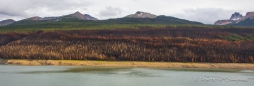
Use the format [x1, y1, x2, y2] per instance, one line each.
[0, 59, 254, 69]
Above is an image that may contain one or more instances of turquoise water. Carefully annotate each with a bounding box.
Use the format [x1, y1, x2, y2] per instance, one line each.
[0, 65, 253, 86]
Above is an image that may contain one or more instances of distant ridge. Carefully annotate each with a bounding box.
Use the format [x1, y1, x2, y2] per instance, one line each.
[61, 11, 98, 20]
[0, 19, 16, 26]
[1, 11, 203, 27]
[14, 11, 98, 22]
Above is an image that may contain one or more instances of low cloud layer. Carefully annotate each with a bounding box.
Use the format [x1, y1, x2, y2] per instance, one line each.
[0, 14, 24, 21]
[0, 0, 92, 20]
[98, 6, 123, 18]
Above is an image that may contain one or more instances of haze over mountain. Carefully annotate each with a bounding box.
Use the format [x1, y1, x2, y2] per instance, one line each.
[0, 19, 16, 26]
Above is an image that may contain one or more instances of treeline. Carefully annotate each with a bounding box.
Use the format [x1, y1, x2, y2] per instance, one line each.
[0, 28, 254, 63]
[0, 19, 252, 33]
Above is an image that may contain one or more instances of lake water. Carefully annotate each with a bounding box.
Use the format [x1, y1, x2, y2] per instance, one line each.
[0, 65, 253, 86]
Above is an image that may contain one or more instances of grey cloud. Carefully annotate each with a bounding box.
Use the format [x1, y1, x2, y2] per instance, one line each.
[99, 6, 123, 17]
[0, 14, 23, 21]
[172, 8, 243, 24]
[0, 0, 93, 19]
[35, 0, 92, 11]
[0, 10, 22, 16]
[1, 0, 252, 22]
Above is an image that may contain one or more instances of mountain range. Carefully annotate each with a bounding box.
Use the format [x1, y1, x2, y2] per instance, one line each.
[1, 11, 254, 26]
[0, 11, 202, 26]
[0, 11, 98, 26]
[214, 12, 254, 26]
[21, 11, 98, 21]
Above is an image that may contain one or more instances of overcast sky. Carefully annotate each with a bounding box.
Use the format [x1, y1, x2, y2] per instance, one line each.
[0, 0, 253, 24]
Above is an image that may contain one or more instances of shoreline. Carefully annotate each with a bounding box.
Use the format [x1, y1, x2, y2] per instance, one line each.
[0, 59, 254, 69]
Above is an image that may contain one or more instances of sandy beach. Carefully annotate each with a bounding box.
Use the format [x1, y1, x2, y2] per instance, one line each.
[0, 59, 254, 69]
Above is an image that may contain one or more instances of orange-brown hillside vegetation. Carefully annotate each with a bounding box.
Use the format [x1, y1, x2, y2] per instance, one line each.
[0, 27, 254, 63]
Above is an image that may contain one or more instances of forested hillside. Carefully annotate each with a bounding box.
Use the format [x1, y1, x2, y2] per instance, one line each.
[236, 18, 254, 26]
[0, 15, 203, 33]
[0, 27, 254, 63]
[0, 15, 254, 63]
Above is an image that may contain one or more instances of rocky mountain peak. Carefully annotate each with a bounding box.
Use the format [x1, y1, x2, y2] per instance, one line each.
[246, 12, 254, 17]
[214, 11, 254, 25]
[0, 19, 16, 26]
[236, 11, 254, 23]
[215, 12, 244, 25]
[126, 11, 157, 18]
[62, 11, 98, 20]
[214, 20, 234, 25]
[230, 12, 243, 21]
[26, 16, 43, 21]
[71, 11, 85, 19]
[84, 14, 98, 20]
[74, 11, 82, 15]
[135, 11, 146, 15]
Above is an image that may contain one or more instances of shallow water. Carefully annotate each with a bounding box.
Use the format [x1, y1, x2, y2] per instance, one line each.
[0, 65, 253, 86]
